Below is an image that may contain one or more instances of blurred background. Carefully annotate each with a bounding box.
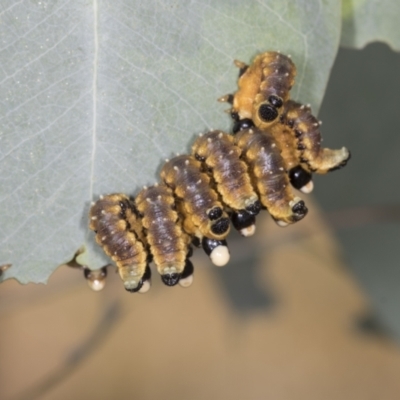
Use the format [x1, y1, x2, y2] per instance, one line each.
[1, 42, 400, 400]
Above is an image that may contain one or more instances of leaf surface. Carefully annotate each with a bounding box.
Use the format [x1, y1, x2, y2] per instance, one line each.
[0, 0, 342, 283]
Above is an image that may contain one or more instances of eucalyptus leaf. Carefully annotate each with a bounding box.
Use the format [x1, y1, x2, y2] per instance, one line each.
[0, 0, 341, 284]
[341, 0, 400, 50]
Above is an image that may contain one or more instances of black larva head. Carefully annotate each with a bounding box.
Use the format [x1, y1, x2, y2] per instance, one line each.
[258, 103, 279, 122]
[289, 166, 312, 190]
[268, 95, 283, 108]
[211, 217, 230, 235]
[245, 200, 261, 216]
[231, 210, 256, 232]
[124, 265, 152, 293]
[232, 118, 254, 134]
[291, 201, 308, 220]
[208, 207, 223, 221]
[161, 272, 181, 287]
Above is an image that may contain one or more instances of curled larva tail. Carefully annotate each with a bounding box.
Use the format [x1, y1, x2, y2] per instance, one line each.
[282, 100, 351, 174]
[234, 128, 308, 226]
[89, 194, 151, 293]
[135, 184, 194, 288]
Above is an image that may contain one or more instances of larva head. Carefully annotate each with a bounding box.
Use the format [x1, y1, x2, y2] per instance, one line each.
[119, 264, 152, 294]
[253, 95, 284, 129]
[207, 206, 231, 239]
[83, 266, 108, 291]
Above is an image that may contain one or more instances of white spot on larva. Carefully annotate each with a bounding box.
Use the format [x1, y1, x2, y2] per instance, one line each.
[87, 278, 105, 292]
[110, 230, 115, 235]
[185, 159, 189, 165]
[218, 132, 223, 138]
[163, 217, 167, 221]
[173, 166, 179, 171]
[157, 195, 161, 200]
[300, 180, 314, 194]
[91, 201, 95, 206]
[285, 72, 289, 76]
[240, 224, 256, 237]
[229, 150, 234, 155]
[91, 216, 97, 220]
[197, 179, 201, 185]
[143, 185, 148, 190]
[276, 220, 289, 227]
[306, 103, 311, 108]
[165, 158, 170, 162]
[272, 143, 276, 148]
[139, 280, 151, 294]
[275, 69, 279, 73]
[101, 210, 106, 215]
[176, 152, 180, 156]
[199, 133, 203, 137]
[154, 182, 159, 187]
[261, 146, 265, 151]
[300, 105, 305, 109]
[102, 236, 107, 241]
[313, 122, 319, 127]
[279, 167, 284, 171]
[210, 245, 230, 267]
[179, 274, 194, 288]
[207, 138, 212, 143]
[249, 129, 254, 134]
[146, 197, 151, 202]
[99, 195, 104, 200]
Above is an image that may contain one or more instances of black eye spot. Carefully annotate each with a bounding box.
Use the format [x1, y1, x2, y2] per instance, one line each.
[161, 273, 180, 287]
[268, 95, 283, 108]
[292, 200, 308, 217]
[232, 118, 254, 134]
[208, 207, 223, 221]
[202, 237, 228, 256]
[211, 217, 230, 235]
[289, 166, 312, 190]
[231, 210, 256, 231]
[258, 103, 278, 122]
[245, 200, 261, 216]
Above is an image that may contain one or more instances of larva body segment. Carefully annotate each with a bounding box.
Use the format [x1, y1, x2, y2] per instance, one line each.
[234, 128, 308, 226]
[282, 100, 351, 174]
[269, 122, 314, 193]
[160, 155, 230, 266]
[191, 130, 261, 236]
[135, 184, 194, 288]
[220, 51, 296, 131]
[89, 194, 151, 293]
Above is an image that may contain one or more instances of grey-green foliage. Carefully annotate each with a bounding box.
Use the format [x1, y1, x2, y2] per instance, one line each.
[0, 0, 396, 285]
[341, 0, 400, 50]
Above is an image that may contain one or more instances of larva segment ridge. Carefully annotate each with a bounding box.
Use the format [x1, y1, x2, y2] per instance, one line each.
[282, 100, 351, 174]
[192, 130, 261, 236]
[234, 128, 308, 225]
[89, 194, 151, 293]
[135, 184, 194, 287]
[160, 155, 231, 266]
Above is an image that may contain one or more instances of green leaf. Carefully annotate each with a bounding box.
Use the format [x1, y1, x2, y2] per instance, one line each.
[341, 0, 400, 50]
[0, 0, 341, 284]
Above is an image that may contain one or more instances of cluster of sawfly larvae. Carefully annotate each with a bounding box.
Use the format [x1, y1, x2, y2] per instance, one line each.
[83, 51, 350, 293]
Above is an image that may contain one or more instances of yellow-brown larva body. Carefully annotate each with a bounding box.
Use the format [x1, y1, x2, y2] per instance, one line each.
[135, 184, 194, 287]
[269, 121, 314, 193]
[221, 51, 296, 130]
[89, 194, 151, 293]
[160, 155, 231, 266]
[282, 100, 351, 174]
[191, 130, 261, 236]
[160, 155, 230, 240]
[234, 128, 308, 226]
